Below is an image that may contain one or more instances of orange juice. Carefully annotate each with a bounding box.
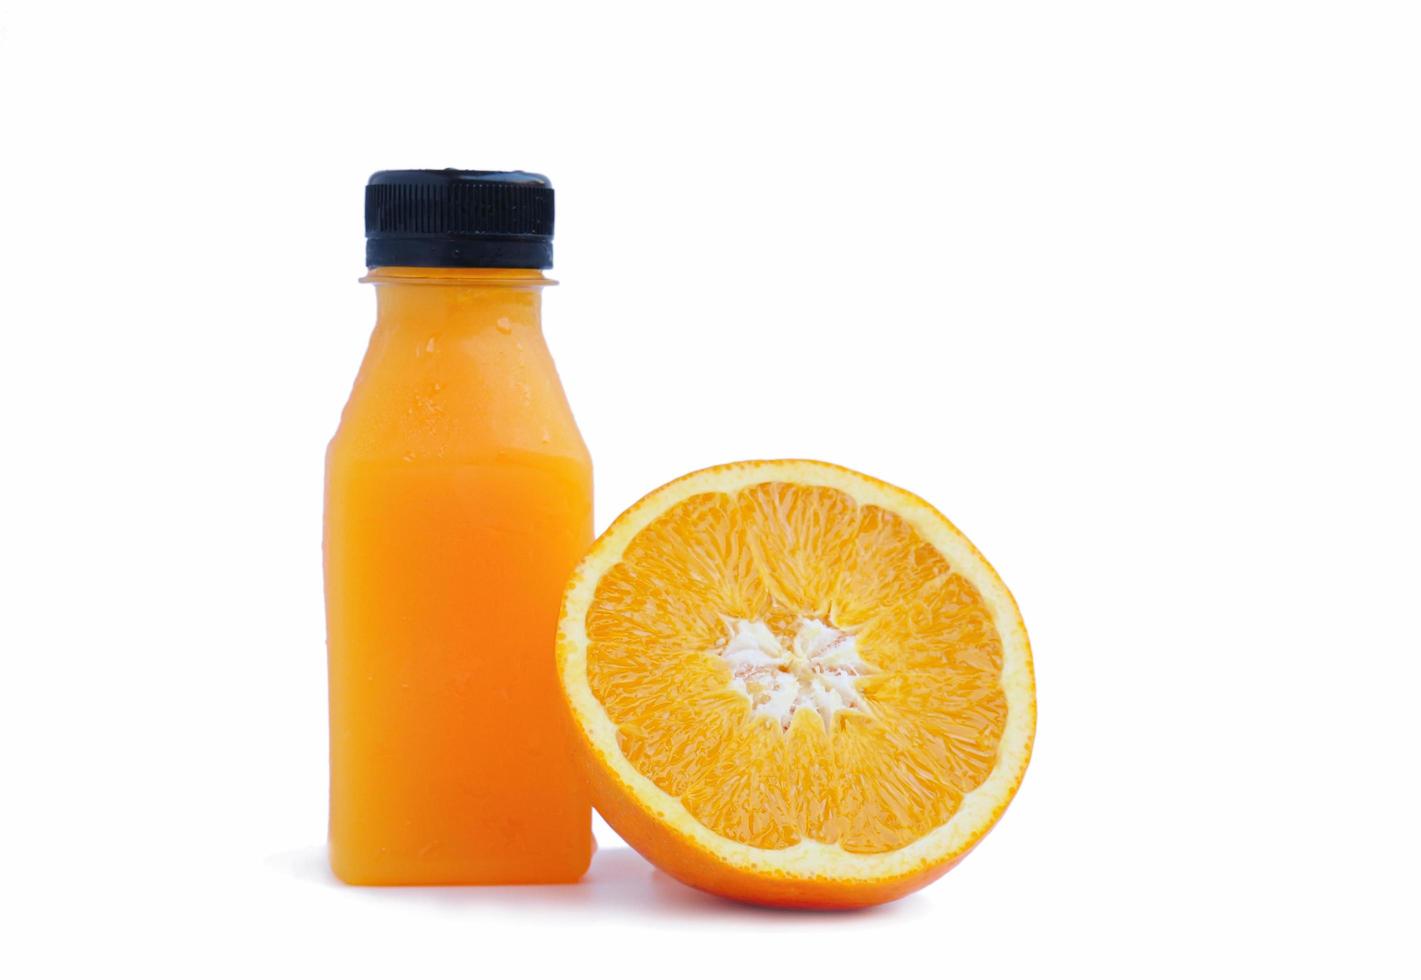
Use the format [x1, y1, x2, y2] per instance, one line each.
[324, 171, 592, 884]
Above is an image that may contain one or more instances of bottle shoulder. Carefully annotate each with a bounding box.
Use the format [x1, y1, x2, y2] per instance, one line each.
[332, 305, 589, 452]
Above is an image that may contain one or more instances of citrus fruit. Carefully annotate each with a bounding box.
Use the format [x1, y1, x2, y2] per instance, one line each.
[556, 460, 1035, 908]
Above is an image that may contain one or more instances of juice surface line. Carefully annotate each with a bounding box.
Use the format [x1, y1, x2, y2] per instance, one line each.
[324, 170, 593, 884]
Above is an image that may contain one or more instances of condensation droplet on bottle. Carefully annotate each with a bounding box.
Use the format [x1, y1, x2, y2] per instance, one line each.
[426, 337, 437, 353]
[540, 426, 551, 444]
[495, 317, 513, 334]
[401, 453, 415, 463]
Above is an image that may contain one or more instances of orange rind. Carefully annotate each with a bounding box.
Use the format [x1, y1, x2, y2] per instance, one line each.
[556, 460, 1035, 908]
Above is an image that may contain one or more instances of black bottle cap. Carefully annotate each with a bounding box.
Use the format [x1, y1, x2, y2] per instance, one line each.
[365, 169, 554, 269]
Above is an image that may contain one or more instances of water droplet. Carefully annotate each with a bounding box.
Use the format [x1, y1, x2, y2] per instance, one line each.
[426, 337, 437, 353]
[495, 317, 513, 334]
[540, 426, 551, 444]
[401, 453, 415, 463]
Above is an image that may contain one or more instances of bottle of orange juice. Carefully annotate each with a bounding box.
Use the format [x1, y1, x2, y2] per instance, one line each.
[324, 170, 593, 884]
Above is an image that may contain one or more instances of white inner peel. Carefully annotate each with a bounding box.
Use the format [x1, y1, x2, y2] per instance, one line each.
[717, 617, 876, 729]
[561, 460, 1036, 879]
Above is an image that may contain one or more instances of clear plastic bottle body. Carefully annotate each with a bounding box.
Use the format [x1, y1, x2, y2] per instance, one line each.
[325, 268, 593, 884]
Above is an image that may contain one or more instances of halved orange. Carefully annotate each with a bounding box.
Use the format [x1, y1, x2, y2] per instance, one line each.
[556, 460, 1035, 908]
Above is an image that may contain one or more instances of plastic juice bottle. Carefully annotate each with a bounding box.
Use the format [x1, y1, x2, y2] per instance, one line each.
[324, 170, 593, 884]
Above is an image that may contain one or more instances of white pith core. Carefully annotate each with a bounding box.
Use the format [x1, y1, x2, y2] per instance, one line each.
[717, 617, 876, 729]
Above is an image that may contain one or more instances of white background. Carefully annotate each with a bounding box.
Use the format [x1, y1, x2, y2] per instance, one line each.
[2, 1, 1418, 976]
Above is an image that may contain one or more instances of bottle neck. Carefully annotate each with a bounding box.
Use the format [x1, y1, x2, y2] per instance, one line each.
[341, 265, 583, 463]
[363, 267, 552, 333]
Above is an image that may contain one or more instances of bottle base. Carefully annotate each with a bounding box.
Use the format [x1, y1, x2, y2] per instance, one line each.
[329, 838, 595, 887]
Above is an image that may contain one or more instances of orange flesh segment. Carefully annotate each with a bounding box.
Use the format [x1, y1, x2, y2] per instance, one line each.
[585, 482, 1008, 854]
